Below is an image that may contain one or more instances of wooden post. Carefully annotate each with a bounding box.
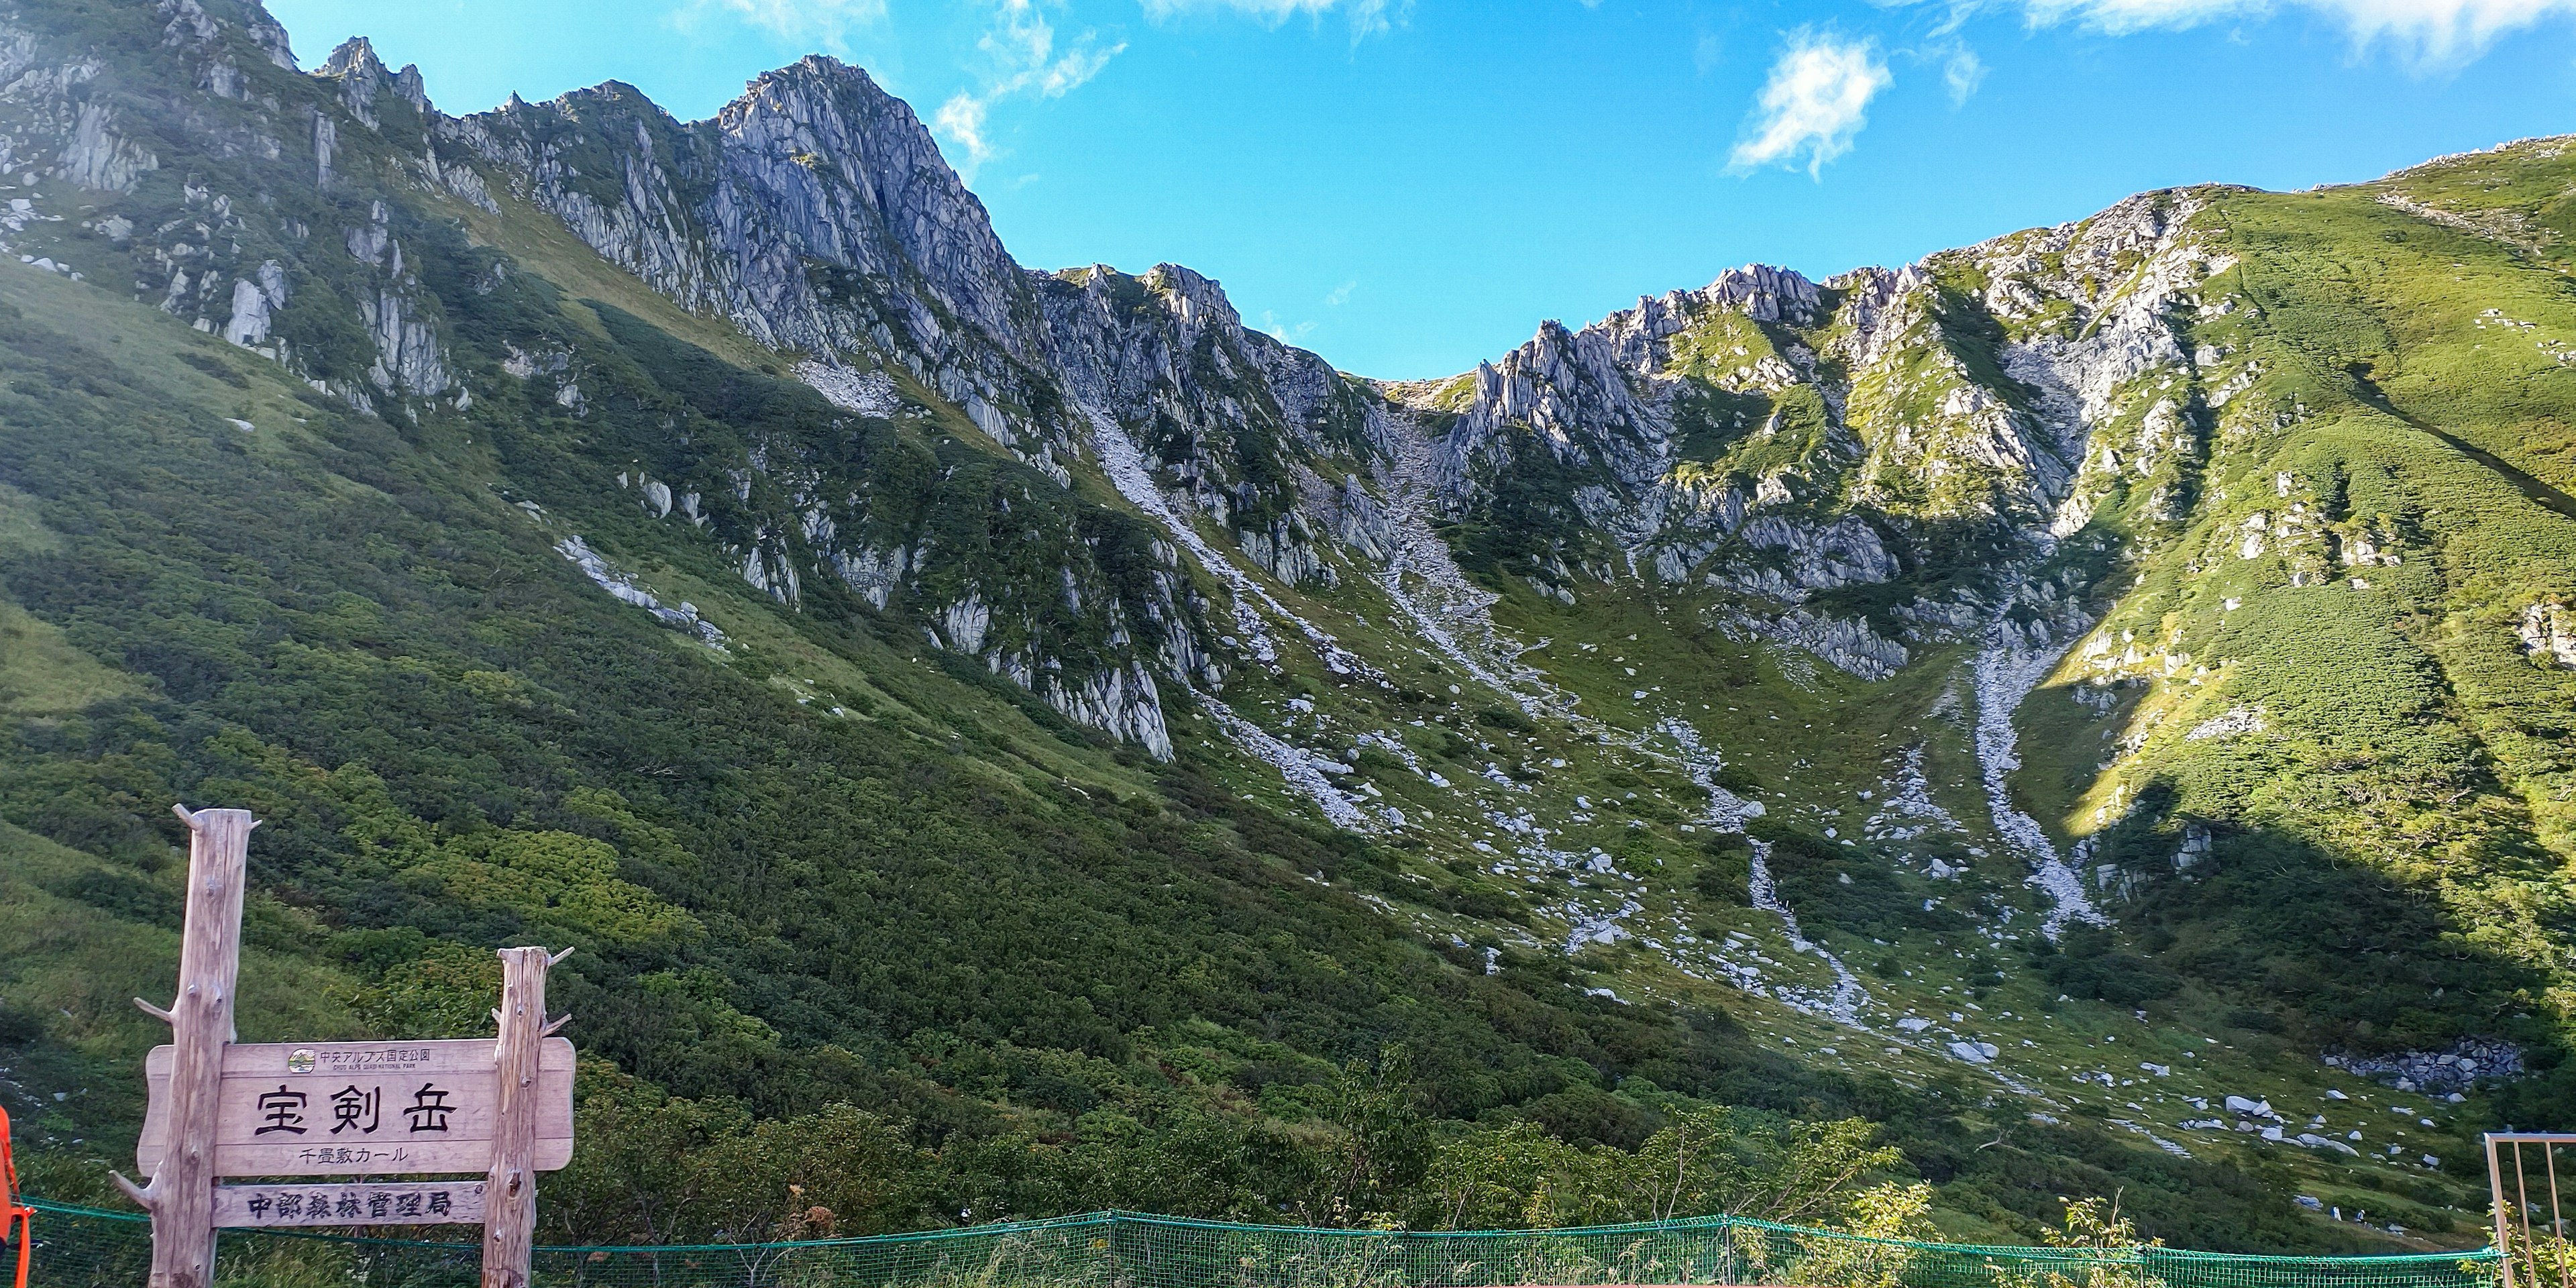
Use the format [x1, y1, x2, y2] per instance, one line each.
[482, 947, 569, 1288]
[115, 806, 255, 1288]
[2491, 1134, 2516, 1288]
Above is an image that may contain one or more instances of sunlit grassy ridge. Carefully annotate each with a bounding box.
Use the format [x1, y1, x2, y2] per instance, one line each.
[2023, 176, 2576, 1024]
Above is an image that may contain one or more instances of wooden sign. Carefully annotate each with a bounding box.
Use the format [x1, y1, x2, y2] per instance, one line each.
[136, 1039, 574, 1176]
[113, 805, 576, 1288]
[214, 1181, 486, 1228]
[117, 806, 254, 1288]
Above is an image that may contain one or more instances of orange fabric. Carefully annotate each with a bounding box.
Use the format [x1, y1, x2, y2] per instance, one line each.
[1, 1104, 30, 1288]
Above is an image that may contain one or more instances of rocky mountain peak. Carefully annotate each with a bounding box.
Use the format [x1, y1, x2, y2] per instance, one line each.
[1423, 262, 1841, 516]
[1692, 262, 1822, 325]
[1827, 262, 1930, 368]
[1140, 262, 1242, 333]
[712, 54, 1026, 348]
[317, 34, 378, 80]
[318, 35, 427, 123]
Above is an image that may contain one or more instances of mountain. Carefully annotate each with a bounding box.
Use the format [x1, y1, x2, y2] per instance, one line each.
[0, 0, 2569, 1252]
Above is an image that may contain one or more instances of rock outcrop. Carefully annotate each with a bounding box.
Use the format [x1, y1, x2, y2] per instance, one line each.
[2520, 600, 2576, 669]
[2327, 1040, 2526, 1094]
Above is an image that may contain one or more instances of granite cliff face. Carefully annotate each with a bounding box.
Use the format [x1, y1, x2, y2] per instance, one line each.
[424, 55, 1413, 747]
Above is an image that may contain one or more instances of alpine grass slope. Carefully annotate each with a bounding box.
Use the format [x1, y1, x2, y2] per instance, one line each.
[0, 0, 2570, 1253]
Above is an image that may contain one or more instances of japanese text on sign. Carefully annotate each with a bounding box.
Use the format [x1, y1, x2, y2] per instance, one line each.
[211, 1181, 487, 1229]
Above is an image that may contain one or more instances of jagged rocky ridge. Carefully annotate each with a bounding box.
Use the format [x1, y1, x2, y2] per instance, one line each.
[14, 1, 2565, 925]
[427, 52, 1436, 752]
[1392, 193, 2239, 682]
[437, 51, 2252, 714]
[12, 5, 2508, 965]
[0, 1, 2254, 755]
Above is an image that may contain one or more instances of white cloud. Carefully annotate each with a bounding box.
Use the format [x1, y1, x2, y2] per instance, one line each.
[1260, 310, 1318, 341]
[1324, 279, 1356, 306]
[1141, 0, 1406, 38]
[2008, 0, 2576, 62]
[678, 0, 887, 51]
[1942, 44, 1986, 103]
[934, 0, 1127, 174]
[935, 94, 991, 164]
[982, 0, 1124, 95]
[1729, 32, 1892, 177]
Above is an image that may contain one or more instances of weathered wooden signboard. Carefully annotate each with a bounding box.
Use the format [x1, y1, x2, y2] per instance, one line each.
[213, 1181, 488, 1228]
[136, 1038, 574, 1177]
[117, 806, 574, 1288]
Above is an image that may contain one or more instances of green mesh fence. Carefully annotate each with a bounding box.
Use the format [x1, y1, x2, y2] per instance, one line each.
[13, 1198, 2500, 1288]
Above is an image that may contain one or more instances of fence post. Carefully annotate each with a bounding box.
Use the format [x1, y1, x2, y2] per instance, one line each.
[2491, 1135, 2517, 1288]
[117, 806, 254, 1288]
[1104, 1210, 1123, 1288]
[483, 946, 568, 1288]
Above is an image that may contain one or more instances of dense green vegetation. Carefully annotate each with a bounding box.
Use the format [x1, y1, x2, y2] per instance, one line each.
[1, 0, 2571, 1260]
[0, 260, 1781, 1216]
[0, 255, 2354, 1249]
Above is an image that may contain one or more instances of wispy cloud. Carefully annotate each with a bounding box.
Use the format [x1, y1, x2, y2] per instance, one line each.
[1324, 279, 1356, 307]
[1693, 31, 1727, 72]
[1729, 31, 1891, 177]
[2005, 0, 2576, 62]
[934, 0, 1127, 174]
[676, 0, 888, 52]
[1141, 0, 1408, 40]
[1941, 43, 1986, 103]
[1260, 310, 1317, 341]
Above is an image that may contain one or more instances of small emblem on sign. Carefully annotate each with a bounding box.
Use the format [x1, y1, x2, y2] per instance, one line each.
[286, 1048, 316, 1073]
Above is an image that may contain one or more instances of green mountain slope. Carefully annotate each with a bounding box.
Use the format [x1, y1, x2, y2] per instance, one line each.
[0, 0, 2566, 1255]
[0, 233, 1825, 1234]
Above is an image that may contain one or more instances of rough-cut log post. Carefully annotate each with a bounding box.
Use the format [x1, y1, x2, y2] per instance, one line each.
[482, 947, 564, 1288]
[121, 806, 254, 1288]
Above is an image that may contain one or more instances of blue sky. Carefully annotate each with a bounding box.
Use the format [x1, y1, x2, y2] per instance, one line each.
[265, 0, 2576, 380]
